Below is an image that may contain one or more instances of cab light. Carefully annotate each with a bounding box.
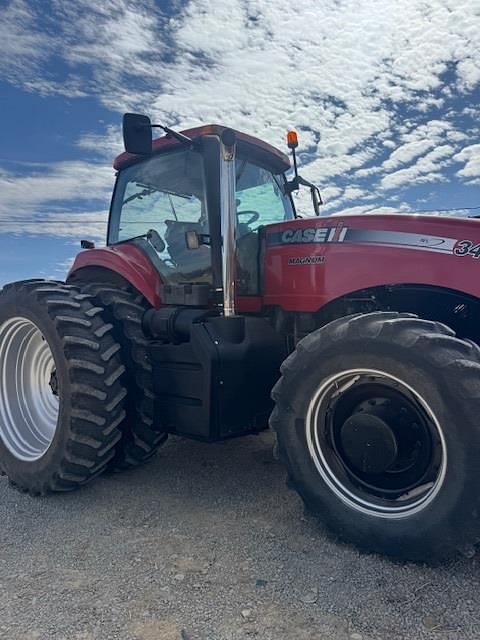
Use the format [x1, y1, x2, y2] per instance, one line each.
[287, 131, 298, 149]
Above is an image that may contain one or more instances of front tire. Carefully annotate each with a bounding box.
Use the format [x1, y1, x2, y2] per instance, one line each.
[0, 280, 127, 494]
[271, 312, 480, 561]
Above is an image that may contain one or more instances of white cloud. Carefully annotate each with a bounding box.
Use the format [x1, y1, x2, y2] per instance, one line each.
[0, 0, 479, 220]
[0, 0, 168, 104]
[320, 186, 342, 202]
[457, 57, 480, 91]
[454, 144, 480, 182]
[382, 140, 435, 171]
[0, 162, 114, 216]
[76, 124, 124, 160]
[343, 186, 368, 202]
[139, 0, 480, 203]
[0, 161, 112, 239]
[0, 1, 47, 82]
[381, 145, 456, 190]
[0, 211, 108, 240]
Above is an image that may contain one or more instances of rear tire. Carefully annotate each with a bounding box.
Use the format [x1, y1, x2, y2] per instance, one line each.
[0, 280, 127, 494]
[79, 283, 166, 470]
[271, 312, 480, 561]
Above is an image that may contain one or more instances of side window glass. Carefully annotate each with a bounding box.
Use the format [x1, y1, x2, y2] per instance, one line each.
[235, 160, 294, 295]
[235, 161, 293, 236]
[111, 150, 211, 283]
[118, 186, 167, 259]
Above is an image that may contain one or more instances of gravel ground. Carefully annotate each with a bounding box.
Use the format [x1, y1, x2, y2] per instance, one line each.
[0, 430, 478, 640]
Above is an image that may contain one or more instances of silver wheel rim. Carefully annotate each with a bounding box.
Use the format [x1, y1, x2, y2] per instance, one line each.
[306, 368, 447, 519]
[0, 317, 59, 461]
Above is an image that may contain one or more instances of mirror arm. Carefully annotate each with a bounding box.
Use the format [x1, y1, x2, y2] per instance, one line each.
[151, 124, 193, 146]
[285, 176, 323, 202]
[284, 177, 298, 195]
[285, 174, 317, 193]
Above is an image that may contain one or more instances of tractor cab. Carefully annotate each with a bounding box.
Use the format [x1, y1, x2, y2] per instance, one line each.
[100, 117, 303, 442]
[109, 120, 296, 304]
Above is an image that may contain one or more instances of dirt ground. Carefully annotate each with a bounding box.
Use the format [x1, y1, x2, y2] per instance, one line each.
[0, 431, 478, 640]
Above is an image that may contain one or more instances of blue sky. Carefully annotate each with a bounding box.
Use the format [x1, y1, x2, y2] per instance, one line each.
[0, 0, 479, 286]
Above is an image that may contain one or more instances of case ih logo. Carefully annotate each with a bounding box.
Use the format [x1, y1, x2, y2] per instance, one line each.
[267, 226, 347, 246]
[267, 226, 469, 257]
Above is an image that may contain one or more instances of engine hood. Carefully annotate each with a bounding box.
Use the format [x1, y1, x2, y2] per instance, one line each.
[262, 213, 480, 312]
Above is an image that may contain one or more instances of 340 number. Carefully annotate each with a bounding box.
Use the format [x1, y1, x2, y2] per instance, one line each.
[454, 240, 480, 259]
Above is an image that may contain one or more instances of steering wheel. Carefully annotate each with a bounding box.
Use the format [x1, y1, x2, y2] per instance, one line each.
[237, 210, 260, 226]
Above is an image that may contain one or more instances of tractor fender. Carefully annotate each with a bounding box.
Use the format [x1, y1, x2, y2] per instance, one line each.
[67, 243, 163, 308]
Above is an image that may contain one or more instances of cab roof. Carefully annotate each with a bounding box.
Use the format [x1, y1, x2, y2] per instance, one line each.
[113, 124, 291, 174]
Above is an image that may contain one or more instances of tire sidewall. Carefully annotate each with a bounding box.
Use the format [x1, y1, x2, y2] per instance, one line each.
[278, 337, 479, 558]
[0, 288, 72, 485]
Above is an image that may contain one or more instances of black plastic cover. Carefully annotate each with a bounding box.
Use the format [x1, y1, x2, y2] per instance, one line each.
[161, 283, 210, 306]
[150, 316, 286, 441]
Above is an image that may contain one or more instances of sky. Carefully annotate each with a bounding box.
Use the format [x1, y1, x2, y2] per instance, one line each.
[0, 0, 479, 286]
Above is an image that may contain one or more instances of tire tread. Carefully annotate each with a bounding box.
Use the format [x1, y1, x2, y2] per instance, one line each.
[0, 279, 127, 494]
[78, 283, 167, 470]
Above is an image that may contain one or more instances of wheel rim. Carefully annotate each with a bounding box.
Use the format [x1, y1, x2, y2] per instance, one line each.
[306, 368, 447, 519]
[0, 317, 59, 461]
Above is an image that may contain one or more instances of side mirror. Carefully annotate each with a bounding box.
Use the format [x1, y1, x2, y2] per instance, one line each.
[146, 229, 165, 253]
[123, 113, 152, 155]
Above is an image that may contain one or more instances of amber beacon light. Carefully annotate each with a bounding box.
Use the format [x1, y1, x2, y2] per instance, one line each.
[287, 130, 298, 149]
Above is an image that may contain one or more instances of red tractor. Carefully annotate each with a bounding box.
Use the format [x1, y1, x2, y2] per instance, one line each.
[1, 114, 479, 561]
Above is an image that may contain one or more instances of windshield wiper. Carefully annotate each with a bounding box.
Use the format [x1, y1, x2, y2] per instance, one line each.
[122, 183, 160, 205]
[123, 182, 194, 206]
[113, 228, 164, 251]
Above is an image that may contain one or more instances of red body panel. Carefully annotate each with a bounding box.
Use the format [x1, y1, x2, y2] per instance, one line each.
[263, 214, 480, 311]
[68, 244, 262, 312]
[68, 244, 163, 308]
[69, 214, 480, 314]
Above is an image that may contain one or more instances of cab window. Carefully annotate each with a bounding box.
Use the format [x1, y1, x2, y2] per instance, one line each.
[109, 149, 211, 284]
[235, 159, 294, 294]
[235, 159, 294, 235]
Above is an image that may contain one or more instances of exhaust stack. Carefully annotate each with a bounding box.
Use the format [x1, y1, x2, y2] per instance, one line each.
[219, 128, 237, 317]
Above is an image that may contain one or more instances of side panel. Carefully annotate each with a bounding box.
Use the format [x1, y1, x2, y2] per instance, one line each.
[150, 316, 285, 441]
[68, 243, 262, 313]
[263, 214, 480, 311]
[68, 243, 163, 308]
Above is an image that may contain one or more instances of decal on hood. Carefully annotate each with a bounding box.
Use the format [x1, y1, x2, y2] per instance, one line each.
[267, 226, 347, 245]
[266, 225, 475, 257]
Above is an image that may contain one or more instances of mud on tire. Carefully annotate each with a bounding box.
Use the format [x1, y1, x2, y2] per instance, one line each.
[79, 284, 166, 470]
[0, 280, 127, 494]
